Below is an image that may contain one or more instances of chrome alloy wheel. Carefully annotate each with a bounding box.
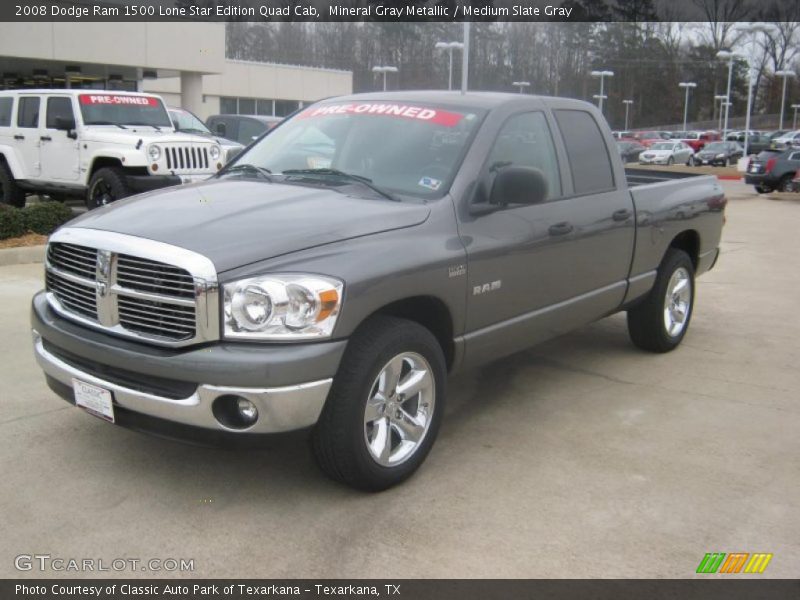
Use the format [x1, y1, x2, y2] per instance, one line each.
[663, 267, 692, 337]
[363, 352, 435, 467]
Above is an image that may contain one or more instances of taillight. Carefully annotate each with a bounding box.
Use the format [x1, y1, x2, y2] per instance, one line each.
[765, 158, 777, 173]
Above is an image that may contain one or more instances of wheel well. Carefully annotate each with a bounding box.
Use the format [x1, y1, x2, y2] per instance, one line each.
[669, 230, 700, 269]
[88, 157, 124, 178]
[371, 296, 455, 370]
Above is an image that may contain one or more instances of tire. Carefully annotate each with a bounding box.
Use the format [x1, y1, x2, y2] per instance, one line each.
[627, 248, 695, 353]
[86, 167, 131, 210]
[754, 184, 773, 194]
[312, 316, 446, 492]
[0, 160, 26, 207]
[777, 174, 794, 193]
[724, 157, 731, 167]
[667, 156, 674, 166]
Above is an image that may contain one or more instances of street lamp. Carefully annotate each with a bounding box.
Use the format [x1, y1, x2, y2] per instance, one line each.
[590, 70, 614, 113]
[434, 41, 464, 91]
[736, 23, 778, 157]
[792, 103, 800, 129]
[512, 81, 530, 94]
[716, 50, 738, 141]
[622, 99, 633, 130]
[678, 82, 697, 132]
[775, 69, 795, 130]
[371, 65, 398, 92]
[714, 94, 728, 131]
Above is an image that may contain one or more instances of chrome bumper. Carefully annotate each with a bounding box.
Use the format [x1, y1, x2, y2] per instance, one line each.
[33, 330, 332, 434]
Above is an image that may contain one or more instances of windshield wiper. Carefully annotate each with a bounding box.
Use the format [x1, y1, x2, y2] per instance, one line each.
[127, 122, 161, 131]
[281, 168, 398, 201]
[85, 121, 127, 129]
[222, 163, 274, 181]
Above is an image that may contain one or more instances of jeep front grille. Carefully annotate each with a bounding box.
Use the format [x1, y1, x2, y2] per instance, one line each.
[44, 230, 219, 348]
[165, 145, 210, 172]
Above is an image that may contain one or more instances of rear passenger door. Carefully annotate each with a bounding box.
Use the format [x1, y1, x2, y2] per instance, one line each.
[459, 108, 635, 364]
[13, 95, 42, 178]
[41, 95, 80, 181]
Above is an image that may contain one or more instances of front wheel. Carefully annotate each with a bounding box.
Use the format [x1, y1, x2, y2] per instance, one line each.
[312, 316, 446, 491]
[86, 167, 131, 210]
[627, 249, 695, 353]
[667, 156, 674, 166]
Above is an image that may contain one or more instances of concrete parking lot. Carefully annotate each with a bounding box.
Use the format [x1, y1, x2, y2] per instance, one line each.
[1, 180, 798, 578]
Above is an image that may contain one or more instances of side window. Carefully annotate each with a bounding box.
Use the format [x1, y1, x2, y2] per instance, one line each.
[238, 118, 266, 144]
[45, 97, 74, 129]
[554, 109, 615, 195]
[17, 97, 41, 128]
[789, 152, 800, 161]
[0, 97, 12, 126]
[486, 111, 561, 200]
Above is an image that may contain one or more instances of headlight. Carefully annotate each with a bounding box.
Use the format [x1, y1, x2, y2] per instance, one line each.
[716, 153, 726, 158]
[209, 145, 221, 160]
[223, 274, 343, 340]
[147, 144, 161, 161]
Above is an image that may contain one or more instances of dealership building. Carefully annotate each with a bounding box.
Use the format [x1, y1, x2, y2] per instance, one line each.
[0, 22, 353, 119]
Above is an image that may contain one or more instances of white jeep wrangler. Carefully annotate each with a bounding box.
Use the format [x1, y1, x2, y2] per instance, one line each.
[0, 90, 225, 209]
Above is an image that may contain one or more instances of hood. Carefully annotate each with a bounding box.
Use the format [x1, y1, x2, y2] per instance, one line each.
[82, 127, 217, 146]
[66, 179, 430, 273]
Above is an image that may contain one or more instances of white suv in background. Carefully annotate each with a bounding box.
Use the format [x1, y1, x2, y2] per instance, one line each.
[0, 90, 226, 209]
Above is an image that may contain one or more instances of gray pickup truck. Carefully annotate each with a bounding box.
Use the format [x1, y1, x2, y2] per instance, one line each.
[31, 92, 726, 491]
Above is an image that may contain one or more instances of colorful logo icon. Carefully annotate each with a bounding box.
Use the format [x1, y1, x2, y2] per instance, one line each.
[696, 552, 773, 574]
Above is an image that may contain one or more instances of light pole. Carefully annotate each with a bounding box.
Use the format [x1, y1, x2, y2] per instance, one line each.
[714, 94, 728, 131]
[678, 82, 697, 131]
[371, 66, 398, 92]
[461, 22, 470, 94]
[716, 50, 738, 141]
[590, 70, 614, 113]
[622, 99, 633, 130]
[434, 41, 464, 91]
[736, 23, 777, 157]
[512, 81, 530, 94]
[775, 69, 795, 130]
[792, 103, 800, 129]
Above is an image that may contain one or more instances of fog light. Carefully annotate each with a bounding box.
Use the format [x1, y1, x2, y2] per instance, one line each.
[212, 394, 259, 430]
[237, 398, 258, 423]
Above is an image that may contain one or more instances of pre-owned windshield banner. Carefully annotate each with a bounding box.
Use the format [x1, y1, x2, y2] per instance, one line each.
[3, 0, 796, 22]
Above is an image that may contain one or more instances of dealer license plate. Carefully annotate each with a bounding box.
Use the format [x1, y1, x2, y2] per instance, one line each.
[73, 379, 115, 423]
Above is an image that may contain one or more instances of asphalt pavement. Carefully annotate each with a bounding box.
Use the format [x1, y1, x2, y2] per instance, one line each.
[1, 180, 798, 578]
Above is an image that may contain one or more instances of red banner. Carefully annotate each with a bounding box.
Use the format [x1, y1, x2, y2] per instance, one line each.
[79, 94, 159, 107]
[297, 103, 464, 127]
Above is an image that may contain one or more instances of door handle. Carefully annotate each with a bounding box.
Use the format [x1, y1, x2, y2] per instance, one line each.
[613, 208, 632, 222]
[13, 134, 24, 140]
[548, 222, 573, 236]
[40, 135, 52, 142]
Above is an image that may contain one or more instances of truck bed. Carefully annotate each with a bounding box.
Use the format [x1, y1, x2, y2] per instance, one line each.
[625, 167, 707, 187]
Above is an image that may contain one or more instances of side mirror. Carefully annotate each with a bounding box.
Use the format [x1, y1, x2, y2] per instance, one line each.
[489, 166, 548, 207]
[54, 116, 76, 133]
[214, 122, 227, 137]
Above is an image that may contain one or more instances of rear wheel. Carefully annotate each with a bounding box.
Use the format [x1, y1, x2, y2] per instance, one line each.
[0, 160, 26, 207]
[754, 184, 773, 194]
[312, 316, 446, 491]
[627, 249, 695, 353]
[86, 167, 131, 210]
[778, 174, 794, 193]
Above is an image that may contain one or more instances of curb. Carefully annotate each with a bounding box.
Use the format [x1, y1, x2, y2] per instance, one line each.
[0, 245, 46, 267]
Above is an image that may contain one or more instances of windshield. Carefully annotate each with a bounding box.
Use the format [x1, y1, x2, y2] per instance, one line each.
[169, 108, 211, 134]
[228, 101, 486, 198]
[79, 94, 172, 128]
[651, 143, 674, 151]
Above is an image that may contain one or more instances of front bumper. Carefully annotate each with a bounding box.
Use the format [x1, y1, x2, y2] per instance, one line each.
[31, 292, 346, 437]
[126, 173, 211, 193]
[639, 157, 670, 165]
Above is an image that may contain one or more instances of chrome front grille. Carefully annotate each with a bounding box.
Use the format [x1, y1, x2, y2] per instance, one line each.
[165, 145, 210, 172]
[44, 229, 219, 348]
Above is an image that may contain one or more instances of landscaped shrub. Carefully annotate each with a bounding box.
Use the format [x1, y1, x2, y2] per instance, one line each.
[0, 202, 75, 240]
[22, 202, 75, 235]
[0, 204, 26, 240]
